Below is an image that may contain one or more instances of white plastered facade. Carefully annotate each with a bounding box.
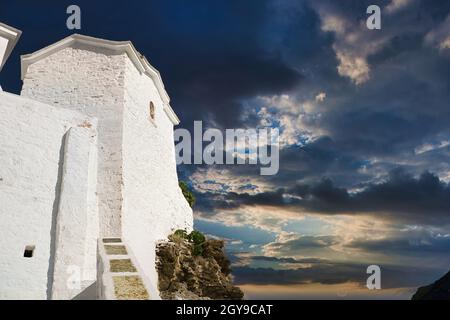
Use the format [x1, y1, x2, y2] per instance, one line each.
[0, 31, 193, 299]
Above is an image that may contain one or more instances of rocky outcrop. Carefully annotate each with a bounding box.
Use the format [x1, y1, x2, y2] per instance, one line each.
[156, 238, 244, 300]
[412, 270, 450, 300]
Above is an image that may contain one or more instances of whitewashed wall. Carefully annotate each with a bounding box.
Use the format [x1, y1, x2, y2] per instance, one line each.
[18, 42, 194, 298]
[121, 58, 193, 296]
[21, 46, 126, 237]
[0, 92, 97, 299]
[51, 127, 98, 300]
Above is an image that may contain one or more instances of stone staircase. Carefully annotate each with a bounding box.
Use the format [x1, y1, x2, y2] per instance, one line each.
[98, 238, 150, 300]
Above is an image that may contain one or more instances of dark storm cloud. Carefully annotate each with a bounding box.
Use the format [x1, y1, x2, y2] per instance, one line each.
[250, 256, 327, 264]
[347, 233, 450, 255]
[289, 169, 450, 223]
[275, 138, 373, 187]
[232, 263, 364, 286]
[169, 1, 450, 257]
[261, 235, 342, 258]
[172, 55, 301, 127]
[185, 0, 450, 206]
[264, 235, 340, 251]
[286, 0, 450, 165]
[198, 169, 450, 225]
[320, 53, 450, 158]
[227, 252, 328, 266]
[230, 227, 450, 289]
[232, 261, 443, 289]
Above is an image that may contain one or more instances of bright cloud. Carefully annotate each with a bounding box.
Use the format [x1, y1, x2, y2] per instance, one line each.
[255, 94, 326, 147]
[414, 140, 450, 155]
[315, 92, 327, 102]
[335, 52, 370, 85]
[312, 2, 410, 85]
[318, 11, 376, 84]
[425, 14, 450, 50]
[385, 0, 414, 14]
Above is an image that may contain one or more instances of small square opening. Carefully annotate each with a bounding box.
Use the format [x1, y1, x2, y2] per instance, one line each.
[24, 245, 35, 258]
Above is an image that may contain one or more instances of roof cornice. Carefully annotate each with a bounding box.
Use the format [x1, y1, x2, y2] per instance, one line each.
[0, 22, 22, 71]
[21, 34, 180, 125]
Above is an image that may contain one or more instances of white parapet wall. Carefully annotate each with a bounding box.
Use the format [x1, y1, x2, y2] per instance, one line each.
[51, 127, 98, 300]
[0, 91, 98, 299]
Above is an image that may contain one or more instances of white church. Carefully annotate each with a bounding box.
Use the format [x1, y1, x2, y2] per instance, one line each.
[0, 23, 193, 300]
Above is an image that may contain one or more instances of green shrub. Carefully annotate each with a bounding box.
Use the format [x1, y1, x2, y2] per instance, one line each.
[169, 229, 188, 243]
[168, 229, 207, 256]
[179, 181, 196, 207]
[174, 229, 188, 239]
[192, 244, 204, 256]
[188, 230, 206, 245]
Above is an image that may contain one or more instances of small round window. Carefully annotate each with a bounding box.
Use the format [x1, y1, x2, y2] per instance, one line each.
[149, 101, 155, 121]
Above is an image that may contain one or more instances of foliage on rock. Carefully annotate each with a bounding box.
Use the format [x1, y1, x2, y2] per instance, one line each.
[189, 230, 206, 245]
[179, 181, 196, 207]
[171, 229, 188, 241]
[156, 232, 244, 300]
[171, 229, 207, 256]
